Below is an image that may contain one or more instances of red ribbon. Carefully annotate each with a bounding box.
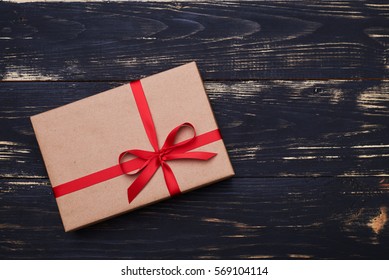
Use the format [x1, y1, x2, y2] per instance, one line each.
[53, 80, 222, 204]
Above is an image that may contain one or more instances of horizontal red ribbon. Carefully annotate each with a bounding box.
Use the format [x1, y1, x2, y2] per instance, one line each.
[53, 80, 222, 203]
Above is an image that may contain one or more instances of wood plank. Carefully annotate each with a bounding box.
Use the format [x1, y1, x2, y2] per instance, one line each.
[1, 177, 389, 259]
[1, 80, 388, 178]
[1, 1, 389, 80]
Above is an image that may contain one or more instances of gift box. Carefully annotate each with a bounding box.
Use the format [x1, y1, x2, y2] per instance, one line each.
[31, 62, 235, 232]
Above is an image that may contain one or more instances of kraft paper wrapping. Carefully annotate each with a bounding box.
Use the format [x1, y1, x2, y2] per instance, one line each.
[30, 62, 235, 231]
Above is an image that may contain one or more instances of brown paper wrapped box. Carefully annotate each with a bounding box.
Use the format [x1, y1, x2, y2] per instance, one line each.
[31, 62, 234, 232]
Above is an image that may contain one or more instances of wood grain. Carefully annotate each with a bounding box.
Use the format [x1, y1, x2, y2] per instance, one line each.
[1, 0, 389, 260]
[1, 1, 389, 80]
[1, 80, 388, 178]
[1, 177, 389, 259]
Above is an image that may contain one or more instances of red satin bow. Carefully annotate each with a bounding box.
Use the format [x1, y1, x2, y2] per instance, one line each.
[119, 81, 218, 203]
[119, 122, 217, 203]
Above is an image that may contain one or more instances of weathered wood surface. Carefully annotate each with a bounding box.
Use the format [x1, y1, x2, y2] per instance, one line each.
[1, 177, 389, 259]
[1, 1, 389, 80]
[1, 80, 388, 178]
[1, 1, 389, 259]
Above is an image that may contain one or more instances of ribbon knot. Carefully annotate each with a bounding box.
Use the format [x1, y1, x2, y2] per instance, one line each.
[118, 81, 219, 204]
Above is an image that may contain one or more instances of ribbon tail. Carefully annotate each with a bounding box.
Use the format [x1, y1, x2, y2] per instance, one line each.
[161, 162, 181, 197]
[127, 157, 160, 204]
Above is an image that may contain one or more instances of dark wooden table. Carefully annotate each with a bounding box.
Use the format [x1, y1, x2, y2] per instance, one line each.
[1, 1, 389, 259]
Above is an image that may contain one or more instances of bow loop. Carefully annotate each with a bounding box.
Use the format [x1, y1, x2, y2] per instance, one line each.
[118, 149, 156, 175]
[161, 122, 196, 151]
